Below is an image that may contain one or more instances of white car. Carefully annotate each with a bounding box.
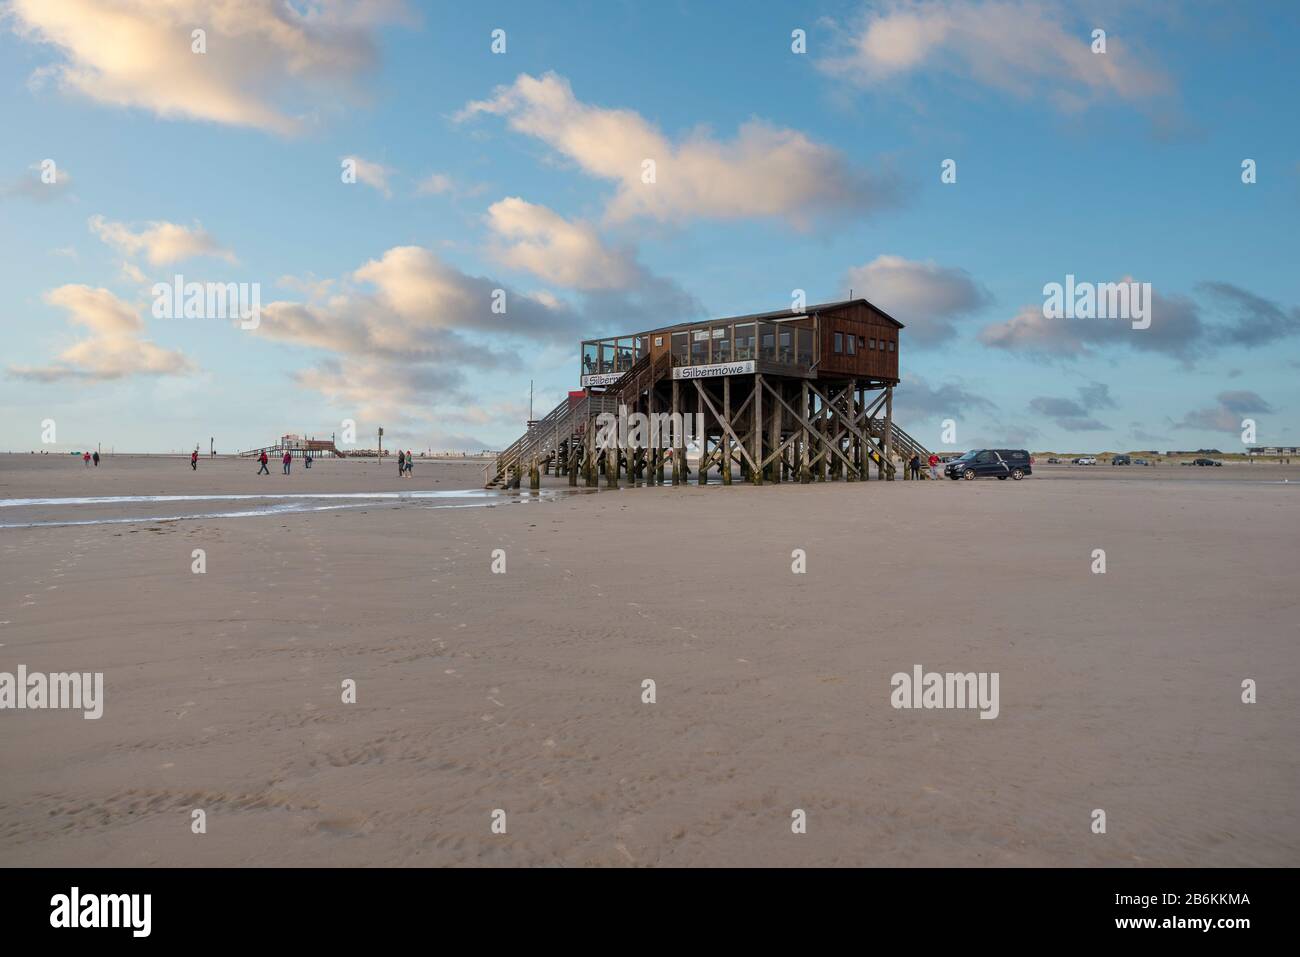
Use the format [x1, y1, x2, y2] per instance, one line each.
[1073, 456, 1098, 465]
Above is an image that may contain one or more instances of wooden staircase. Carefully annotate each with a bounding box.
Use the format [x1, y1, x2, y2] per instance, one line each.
[484, 352, 672, 488]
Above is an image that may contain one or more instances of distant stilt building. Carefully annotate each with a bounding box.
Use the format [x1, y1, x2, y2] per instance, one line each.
[240, 434, 348, 459]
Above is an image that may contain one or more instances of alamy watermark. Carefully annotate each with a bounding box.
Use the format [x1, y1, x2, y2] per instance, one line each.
[594, 404, 704, 451]
[152, 274, 260, 329]
[1042, 275, 1151, 330]
[890, 664, 999, 719]
[0, 666, 103, 719]
[50, 887, 150, 937]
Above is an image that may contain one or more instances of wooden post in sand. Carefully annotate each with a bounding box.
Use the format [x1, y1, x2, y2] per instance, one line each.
[722, 377, 732, 486]
[764, 382, 774, 481]
[697, 393, 709, 486]
[671, 379, 681, 486]
[800, 381, 811, 484]
[585, 424, 598, 488]
[647, 387, 659, 485]
[883, 384, 894, 481]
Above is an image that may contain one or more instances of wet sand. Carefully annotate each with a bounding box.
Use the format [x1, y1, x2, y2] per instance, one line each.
[1, 455, 1297, 866]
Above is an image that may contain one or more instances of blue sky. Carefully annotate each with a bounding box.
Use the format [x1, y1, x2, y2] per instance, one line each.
[1, 0, 1296, 454]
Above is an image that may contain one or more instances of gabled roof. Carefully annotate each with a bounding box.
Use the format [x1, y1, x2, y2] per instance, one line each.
[643, 298, 905, 336]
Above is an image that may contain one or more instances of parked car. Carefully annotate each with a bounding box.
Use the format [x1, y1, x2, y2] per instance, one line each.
[1046, 456, 1062, 464]
[944, 448, 1032, 481]
[1133, 458, 1149, 466]
[1112, 454, 1131, 465]
[1072, 456, 1098, 465]
[1183, 457, 1222, 467]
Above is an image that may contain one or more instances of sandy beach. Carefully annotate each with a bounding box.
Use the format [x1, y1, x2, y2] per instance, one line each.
[1, 454, 1297, 867]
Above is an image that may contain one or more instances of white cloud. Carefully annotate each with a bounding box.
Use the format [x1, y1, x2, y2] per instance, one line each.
[844, 255, 990, 346]
[820, 1, 1172, 112]
[344, 155, 394, 197]
[260, 245, 582, 358]
[1173, 391, 1274, 433]
[415, 172, 453, 195]
[7, 0, 408, 134]
[255, 245, 585, 420]
[979, 281, 1206, 361]
[89, 215, 236, 266]
[459, 72, 901, 227]
[7, 284, 194, 381]
[486, 198, 642, 291]
[2, 161, 72, 202]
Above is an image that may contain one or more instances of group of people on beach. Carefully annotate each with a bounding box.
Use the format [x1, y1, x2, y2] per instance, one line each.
[82, 451, 99, 467]
[906, 452, 942, 480]
[249, 449, 315, 475]
[396, 449, 415, 478]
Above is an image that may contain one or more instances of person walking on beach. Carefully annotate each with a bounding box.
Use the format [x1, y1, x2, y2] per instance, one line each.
[191, 449, 199, 471]
[92, 450, 100, 467]
[82, 451, 91, 467]
[282, 450, 292, 475]
[257, 451, 270, 475]
[304, 452, 312, 469]
[928, 452, 939, 481]
[405, 450, 414, 478]
[397, 449, 405, 477]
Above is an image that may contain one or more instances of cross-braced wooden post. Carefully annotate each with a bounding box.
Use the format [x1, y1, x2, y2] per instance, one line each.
[722, 377, 732, 485]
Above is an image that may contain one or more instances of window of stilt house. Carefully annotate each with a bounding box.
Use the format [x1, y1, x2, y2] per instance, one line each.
[713, 326, 732, 362]
[734, 323, 756, 360]
[797, 327, 813, 366]
[671, 332, 689, 367]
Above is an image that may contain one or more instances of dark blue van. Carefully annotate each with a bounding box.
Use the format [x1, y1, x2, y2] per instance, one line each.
[943, 449, 1032, 481]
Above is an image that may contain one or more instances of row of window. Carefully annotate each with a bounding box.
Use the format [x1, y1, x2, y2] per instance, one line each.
[668, 322, 814, 367]
[582, 337, 646, 375]
[583, 325, 894, 377]
[833, 331, 894, 356]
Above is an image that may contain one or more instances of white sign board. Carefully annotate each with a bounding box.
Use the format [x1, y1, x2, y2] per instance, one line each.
[580, 372, 625, 387]
[671, 360, 756, 380]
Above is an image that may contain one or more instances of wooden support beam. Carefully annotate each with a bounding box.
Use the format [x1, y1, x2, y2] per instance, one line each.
[762, 378, 858, 476]
[722, 376, 732, 485]
[693, 379, 758, 472]
[671, 378, 681, 486]
[800, 380, 811, 484]
[769, 380, 782, 483]
[883, 384, 894, 481]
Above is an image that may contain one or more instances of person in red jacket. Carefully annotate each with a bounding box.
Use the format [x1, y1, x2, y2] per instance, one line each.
[257, 451, 270, 475]
[190, 449, 199, 471]
[282, 450, 293, 475]
[928, 452, 940, 481]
